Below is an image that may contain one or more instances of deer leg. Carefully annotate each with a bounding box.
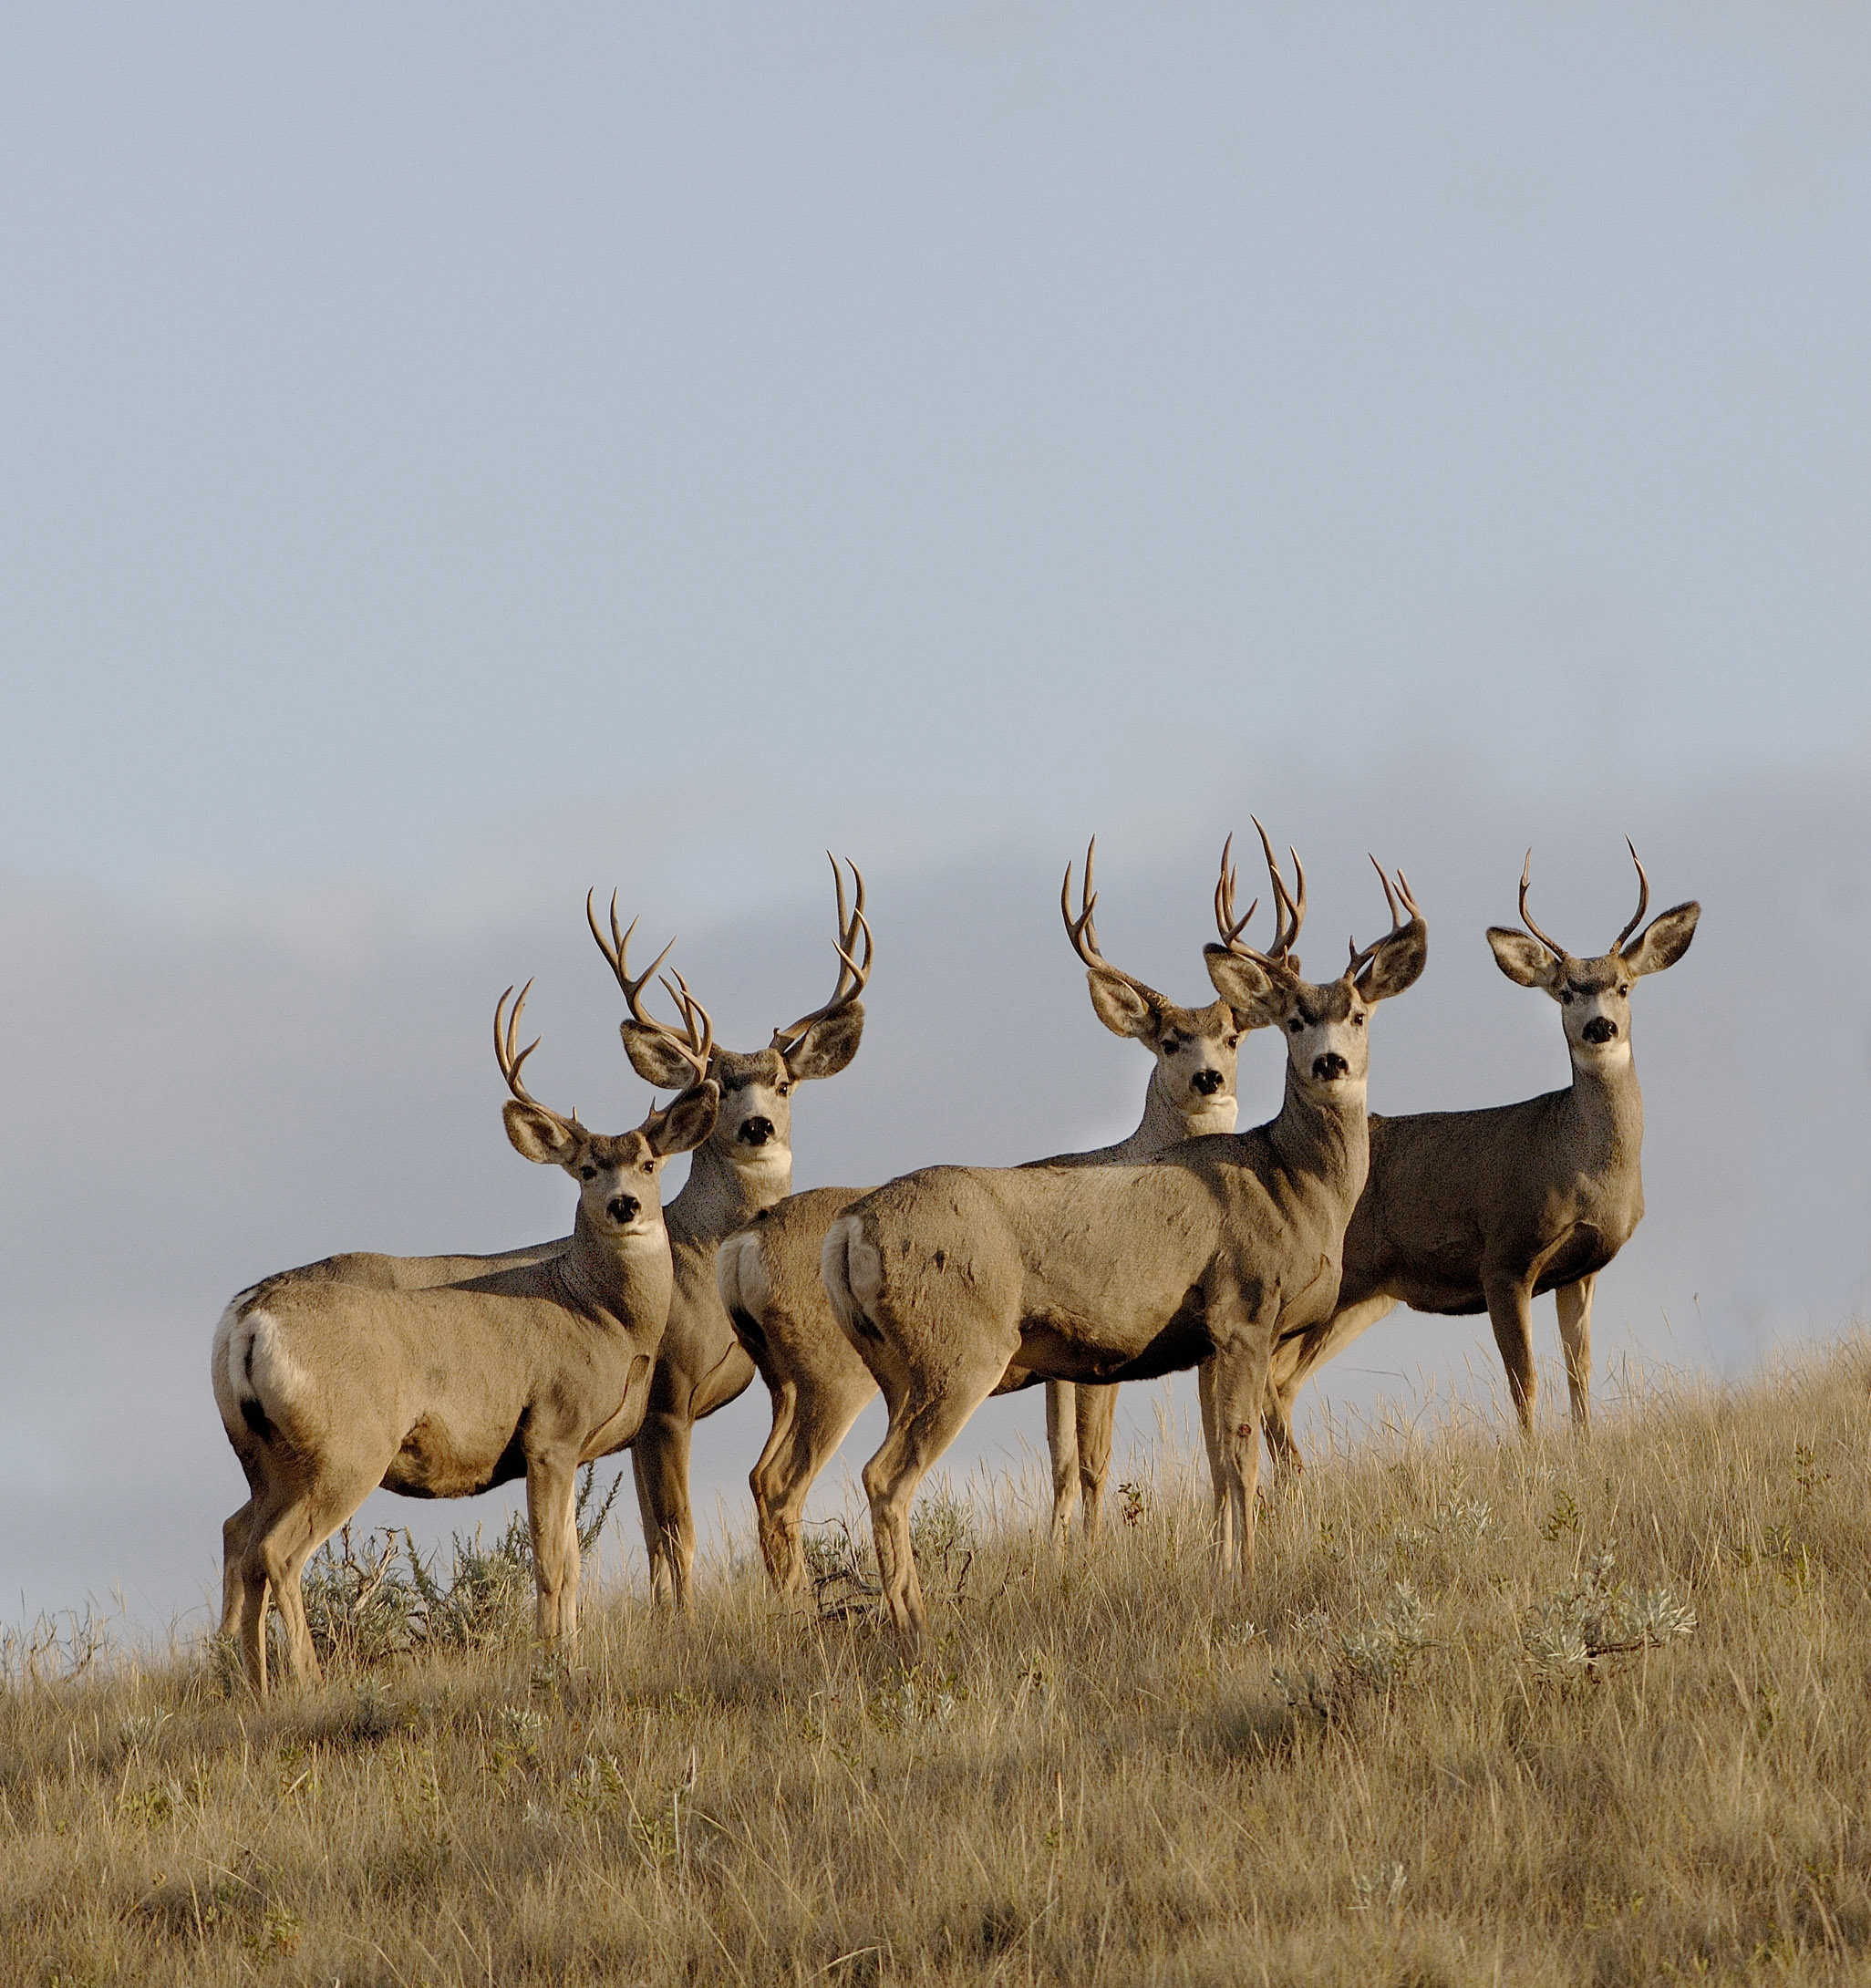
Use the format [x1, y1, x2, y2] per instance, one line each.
[1483, 1274, 1538, 1434]
[1555, 1275, 1596, 1434]
[1204, 1331, 1274, 1587]
[631, 1409, 698, 1613]
[1075, 1383, 1118, 1541]
[219, 1499, 254, 1641]
[750, 1355, 876, 1597]
[1044, 1382, 1080, 1548]
[1265, 1296, 1401, 1481]
[527, 1448, 582, 1643]
[1197, 1358, 1225, 1523]
[863, 1352, 1007, 1652]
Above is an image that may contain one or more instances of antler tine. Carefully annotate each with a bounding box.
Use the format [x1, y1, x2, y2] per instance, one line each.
[1249, 817, 1308, 961]
[1061, 837, 1109, 973]
[1213, 833, 1262, 953]
[586, 890, 678, 1032]
[1612, 837, 1651, 954]
[770, 855, 875, 1054]
[1517, 850, 1571, 961]
[656, 968, 718, 1087]
[494, 981, 579, 1128]
[1347, 858, 1419, 979]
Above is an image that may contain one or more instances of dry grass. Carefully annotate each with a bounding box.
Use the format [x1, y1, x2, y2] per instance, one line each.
[5, 1341, 1870, 1986]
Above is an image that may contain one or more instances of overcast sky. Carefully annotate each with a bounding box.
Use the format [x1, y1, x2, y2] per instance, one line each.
[2, 5, 1866, 1631]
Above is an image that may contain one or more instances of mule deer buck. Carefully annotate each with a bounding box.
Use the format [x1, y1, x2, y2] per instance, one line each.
[211, 979, 718, 1694]
[599, 858, 872, 1610]
[820, 837, 1426, 1647]
[1256, 843, 1699, 1468]
[717, 839, 1258, 1595]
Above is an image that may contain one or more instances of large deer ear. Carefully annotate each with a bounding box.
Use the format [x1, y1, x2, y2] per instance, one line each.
[1203, 945, 1289, 1028]
[621, 1020, 711, 1089]
[1487, 927, 1562, 992]
[1620, 901, 1699, 977]
[503, 1100, 584, 1167]
[646, 1080, 720, 1158]
[1084, 969, 1160, 1041]
[1355, 919, 1428, 1003]
[780, 1003, 864, 1082]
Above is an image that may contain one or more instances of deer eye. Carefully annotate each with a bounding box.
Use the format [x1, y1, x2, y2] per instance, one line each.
[1561, 990, 1574, 1005]
[1351, 1013, 1365, 1028]
[1618, 984, 1629, 997]
[1287, 1019, 1304, 1034]
[640, 1159, 656, 1175]
[1225, 1033, 1240, 1049]
[777, 1082, 791, 1097]
[579, 1164, 597, 1180]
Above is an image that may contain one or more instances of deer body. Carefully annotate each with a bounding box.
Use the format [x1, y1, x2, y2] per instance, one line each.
[822, 846, 1425, 1647]
[1259, 851, 1697, 1463]
[718, 842, 1246, 1594]
[212, 982, 718, 1695]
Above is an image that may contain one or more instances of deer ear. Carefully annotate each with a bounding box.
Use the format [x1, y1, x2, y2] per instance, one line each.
[503, 1100, 584, 1167]
[1621, 900, 1700, 977]
[1084, 969, 1158, 1041]
[1355, 919, 1428, 1003]
[780, 1004, 863, 1082]
[646, 1080, 720, 1158]
[1487, 927, 1561, 992]
[621, 1020, 709, 1089]
[1203, 946, 1287, 1027]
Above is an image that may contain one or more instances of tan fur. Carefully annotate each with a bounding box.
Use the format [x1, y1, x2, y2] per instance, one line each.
[820, 857, 1427, 1648]
[210, 999, 718, 1697]
[1260, 861, 1699, 1463]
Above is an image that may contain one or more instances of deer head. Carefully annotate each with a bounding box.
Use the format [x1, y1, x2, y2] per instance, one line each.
[1204, 822, 1427, 1103]
[1062, 837, 1253, 1134]
[1486, 843, 1700, 1068]
[589, 856, 872, 1174]
[495, 979, 720, 1241]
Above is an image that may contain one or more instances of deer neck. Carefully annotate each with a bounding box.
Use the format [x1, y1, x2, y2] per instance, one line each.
[1125, 1065, 1235, 1159]
[1266, 1063, 1371, 1218]
[552, 1208, 671, 1325]
[667, 1136, 795, 1242]
[1564, 1040, 1646, 1148]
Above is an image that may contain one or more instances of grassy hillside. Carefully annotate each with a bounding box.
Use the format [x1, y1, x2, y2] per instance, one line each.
[5, 1343, 1869, 1986]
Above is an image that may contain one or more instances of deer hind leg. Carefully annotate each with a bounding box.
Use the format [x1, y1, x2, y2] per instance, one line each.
[1197, 1359, 1225, 1524]
[631, 1408, 698, 1613]
[1483, 1274, 1538, 1434]
[1265, 1297, 1401, 1482]
[1204, 1331, 1274, 1587]
[750, 1352, 877, 1597]
[1555, 1275, 1596, 1434]
[863, 1351, 1008, 1652]
[219, 1499, 254, 1641]
[1044, 1382, 1080, 1548]
[238, 1462, 375, 1695]
[1074, 1384, 1118, 1541]
[527, 1449, 583, 1643]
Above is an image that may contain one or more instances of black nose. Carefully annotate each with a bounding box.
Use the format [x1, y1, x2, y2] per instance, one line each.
[607, 1195, 641, 1224]
[1583, 1017, 1618, 1045]
[738, 1116, 775, 1147]
[1192, 1069, 1225, 1096]
[1312, 1052, 1349, 1082]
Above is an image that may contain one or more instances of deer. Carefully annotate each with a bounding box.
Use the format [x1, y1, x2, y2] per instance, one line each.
[598, 859, 873, 1611]
[1255, 842, 1699, 1471]
[716, 839, 1258, 1596]
[819, 834, 1427, 1649]
[210, 978, 719, 1695]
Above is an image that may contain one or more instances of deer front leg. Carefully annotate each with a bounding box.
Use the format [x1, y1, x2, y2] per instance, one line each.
[1204, 1326, 1273, 1587]
[631, 1408, 698, 1612]
[1044, 1381, 1080, 1549]
[220, 1500, 254, 1641]
[1483, 1271, 1538, 1434]
[1074, 1383, 1118, 1540]
[1554, 1275, 1596, 1433]
[527, 1448, 582, 1643]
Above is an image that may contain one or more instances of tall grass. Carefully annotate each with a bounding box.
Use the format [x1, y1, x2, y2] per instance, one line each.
[4, 1341, 1868, 1985]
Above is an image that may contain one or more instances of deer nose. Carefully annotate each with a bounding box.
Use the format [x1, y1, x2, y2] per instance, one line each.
[1312, 1052, 1349, 1082]
[607, 1194, 641, 1224]
[1191, 1069, 1225, 1096]
[738, 1116, 775, 1148]
[1583, 1017, 1618, 1045]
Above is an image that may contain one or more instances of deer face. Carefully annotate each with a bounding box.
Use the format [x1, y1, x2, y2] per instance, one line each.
[502, 1081, 720, 1244]
[1083, 968, 1243, 1131]
[1486, 853, 1700, 1073]
[708, 1046, 797, 1169]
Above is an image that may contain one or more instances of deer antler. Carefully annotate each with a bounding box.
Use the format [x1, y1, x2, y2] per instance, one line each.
[1347, 858, 1421, 981]
[771, 854, 873, 1056]
[654, 968, 717, 1089]
[586, 892, 679, 1035]
[1516, 852, 1572, 962]
[1611, 837, 1650, 955]
[1215, 821, 1306, 975]
[1212, 834, 1261, 954]
[494, 981, 581, 1134]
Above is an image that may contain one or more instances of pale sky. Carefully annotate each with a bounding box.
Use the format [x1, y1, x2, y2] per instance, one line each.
[2, 6, 1866, 1630]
